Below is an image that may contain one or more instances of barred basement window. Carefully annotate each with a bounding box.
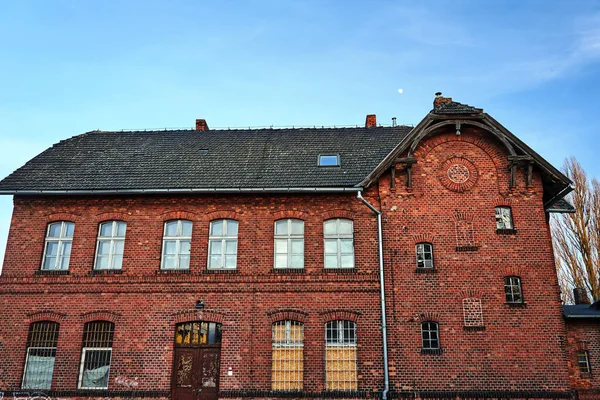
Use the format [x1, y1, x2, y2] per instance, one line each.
[94, 221, 126, 270]
[161, 220, 192, 270]
[272, 320, 303, 391]
[325, 320, 357, 391]
[495, 207, 513, 230]
[274, 219, 304, 269]
[324, 219, 354, 269]
[416, 243, 434, 269]
[22, 321, 59, 389]
[462, 298, 484, 327]
[78, 321, 114, 389]
[208, 219, 238, 269]
[504, 276, 523, 303]
[42, 221, 74, 271]
[577, 351, 591, 374]
[421, 322, 440, 350]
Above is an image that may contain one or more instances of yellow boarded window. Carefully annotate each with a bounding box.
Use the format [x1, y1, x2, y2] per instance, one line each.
[271, 320, 303, 390]
[325, 320, 357, 391]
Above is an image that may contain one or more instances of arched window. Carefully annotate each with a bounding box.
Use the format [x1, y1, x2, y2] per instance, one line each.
[416, 243, 434, 269]
[274, 219, 304, 269]
[94, 221, 126, 270]
[421, 322, 440, 350]
[78, 321, 114, 389]
[174, 322, 222, 346]
[208, 219, 238, 269]
[504, 276, 523, 303]
[161, 220, 192, 270]
[324, 219, 354, 269]
[22, 321, 59, 389]
[325, 320, 357, 390]
[42, 221, 74, 271]
[272, 320, 303, 390]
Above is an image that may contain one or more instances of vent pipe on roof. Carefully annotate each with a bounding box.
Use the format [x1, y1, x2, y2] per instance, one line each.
[574, 288, 591, 305]
[195, 119, 209, 131]
[392, 117, 397, 127]
[365, 114, 377, 128]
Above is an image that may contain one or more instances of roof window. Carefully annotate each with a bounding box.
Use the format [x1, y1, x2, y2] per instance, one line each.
[319, 154, 340, 167]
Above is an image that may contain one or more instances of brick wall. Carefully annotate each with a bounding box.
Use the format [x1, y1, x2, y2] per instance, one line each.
[565, 319, 600, 398]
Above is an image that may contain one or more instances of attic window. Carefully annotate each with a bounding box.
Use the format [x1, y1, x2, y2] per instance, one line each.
[319, 154, 340, 167]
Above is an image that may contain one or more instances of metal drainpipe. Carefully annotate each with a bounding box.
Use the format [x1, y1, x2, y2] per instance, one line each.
[357, 191, 390, 400]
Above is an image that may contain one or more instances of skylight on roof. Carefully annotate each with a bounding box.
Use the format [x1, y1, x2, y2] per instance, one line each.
[319, 154, 340, 167]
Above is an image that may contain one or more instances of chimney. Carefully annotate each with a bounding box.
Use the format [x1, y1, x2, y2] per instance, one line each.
[365, 114, 377, 128]
[392, 117, 397, 127]
[195, 119, 209, 131]
[573, 287, 591, 305]
[433, 92, 452, 108]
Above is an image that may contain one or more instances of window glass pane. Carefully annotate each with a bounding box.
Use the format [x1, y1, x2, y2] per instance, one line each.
[43, 256, 57, 270]
[291, 240, 303, 254]
[60, 255, 70, 270]
[225, 240, 237, 255]
[96, 255, 109, 269]
[325, 255, 338, 268]
[97, 241, 111, 255]
[275, 240, 288, 254]
[179, 255, 190, 269]
[324, 221, 337, 235]
[163, 255, 176, 269]
[165, 221, 178, 237]
[338, 220, 353, 235]
[48, 223, 62, 238]
[61, 242, 72, 256]
[111, 255, 123, 270]
[180, 240, 191, 255]
[340, 255, 354, 268]
[23, 348, 56, 389]
[291, 220, 304, 235]
[226, 220, 238, 236]
[275, 255, 288, 268]
[209, 255, 222, 268]
[81, 349, 111, 388]
[211, 220, 223, 236]
[100, 223, 113, 237]
[290, 255, 303, 268]
[275, 220, 288, 235]
[64, 222, 75, 237]
[319, 155, 339, 166]
[324, 240, 338, 254]
[209, 240, 222, 255]
[116, 222, 127, 237]
[113, 240, 125, 255]
[46, 242, 59, 256]
[225, 255, 237, 268]
[164, 241, 177, 255]
[340, 240, 353, 254]
[181, 221, 192, 237]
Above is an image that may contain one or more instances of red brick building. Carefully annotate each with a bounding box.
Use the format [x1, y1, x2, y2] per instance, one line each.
[0, 94, 583, 400]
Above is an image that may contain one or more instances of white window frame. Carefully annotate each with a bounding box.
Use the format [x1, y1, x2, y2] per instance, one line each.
[416, 243, 434, 269]
[161, 220, 192, 270]
[22, 346, 57, 389]
[41, 221, 74, 271]
[324, 219, 354, 269]
[208, 219, 238, 269]
[274, 219, 304, 269]
[77, 347, 112, 389]
[94, 221, 126, 270]
[495, 207, 514, 230]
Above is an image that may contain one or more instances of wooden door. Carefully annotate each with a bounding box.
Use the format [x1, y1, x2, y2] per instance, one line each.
[198, 347, 221, 400]
[172, 347, 199, 400]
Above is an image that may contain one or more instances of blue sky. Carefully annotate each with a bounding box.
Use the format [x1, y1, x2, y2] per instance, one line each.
[1, 0, 600, 270]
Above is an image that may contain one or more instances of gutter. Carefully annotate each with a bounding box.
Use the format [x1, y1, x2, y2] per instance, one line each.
[357, 191, 390, 400]
[0, 187, 363, 196]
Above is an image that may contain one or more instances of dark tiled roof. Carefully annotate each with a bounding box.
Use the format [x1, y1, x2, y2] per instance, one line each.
[563, 303, 600, 319]
[433, 101, 483, 115]
[547, 198, 576, 213]
[0, 126, 412, 192]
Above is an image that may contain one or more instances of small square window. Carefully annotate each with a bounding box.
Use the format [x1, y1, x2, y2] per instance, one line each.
[319, 155, 340, 167]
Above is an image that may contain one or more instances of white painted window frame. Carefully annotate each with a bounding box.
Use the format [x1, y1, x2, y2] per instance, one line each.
[41, 221, 74, 271]
[94, 221, 126, 270]
[77, 347, 112, 389]
[274, 219, 304, 269]
[207, 219, 238, 270]
[161, 220, 192, 270]
[324, 219, 354, 269]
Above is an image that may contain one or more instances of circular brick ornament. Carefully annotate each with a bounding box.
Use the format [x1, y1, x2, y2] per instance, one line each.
[438, 157, 478, 192]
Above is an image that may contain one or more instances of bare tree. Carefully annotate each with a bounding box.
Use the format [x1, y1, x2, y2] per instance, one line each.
[552, 157, 600, 304]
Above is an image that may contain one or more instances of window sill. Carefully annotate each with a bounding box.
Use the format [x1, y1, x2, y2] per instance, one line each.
[463, 325, 486, 331]
[455, 245, 478, 252]
[496, 228, 517, 235]
[505, 301, 527, 307]
[90, 269, 123, 276]
[156, 269, 191, 275]
[420, 348, 443, 355]
[204, 269, 239, 274]
[415, 268, 436, 274]
[270, 268, 305, 274]
[35, 270, 70, 276]
[323, 268, 357, 274]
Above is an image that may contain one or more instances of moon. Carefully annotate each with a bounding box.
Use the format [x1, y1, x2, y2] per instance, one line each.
[398, 88, 403, 94]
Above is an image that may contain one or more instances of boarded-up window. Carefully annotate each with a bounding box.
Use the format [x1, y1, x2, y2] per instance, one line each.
[462, 298, 484, 327]
[22, 321, 59, 389]
[325, 320, 357, 391]
[271, 320, 303, 390]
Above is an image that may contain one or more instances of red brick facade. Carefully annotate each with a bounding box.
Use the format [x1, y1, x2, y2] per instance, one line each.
[0, 120, 582, 399]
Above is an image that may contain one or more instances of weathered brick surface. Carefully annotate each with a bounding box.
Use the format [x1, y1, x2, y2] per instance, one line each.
[565, 320, 600, 396]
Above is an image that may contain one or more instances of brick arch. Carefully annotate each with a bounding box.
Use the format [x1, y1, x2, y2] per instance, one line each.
[319, 309, 361, 323]
[171, 309, 225, 324]
[502, 266, 524, 278]
[321, 210, 354, 221]
[45, 212, 80, 223]
[94, 212, 130, 223]
[81, 310, 121, 323]
[452, 209, 475, 222]
[459, 289, 484, 299]
[27, 311, 67, 324]
[267, 309, 308, 324]
[414, 312, 441, 323]
[160, 211, 197, 222]
[575, 341, 589, 351]
[412, 233, 435, 244]
[494, 197, 514, 207]
[272, 210, 308, 221]
[205, 210, 239, 221]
